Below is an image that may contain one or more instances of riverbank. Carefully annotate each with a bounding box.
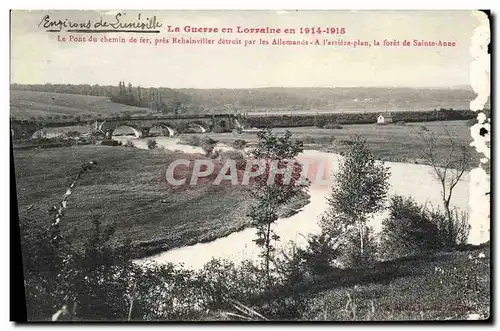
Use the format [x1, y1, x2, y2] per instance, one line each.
[13, 119, 485, 265]
[131, 138, 475, 269]
[14, 143, 309, 260]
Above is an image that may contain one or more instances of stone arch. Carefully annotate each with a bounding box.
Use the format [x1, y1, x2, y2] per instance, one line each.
[100, 120, 142, 138]
[114, 125, 142, 138]
[154, 122, 176, 136]
[162, 125, 176, 136]
[187, 121, 208, 133]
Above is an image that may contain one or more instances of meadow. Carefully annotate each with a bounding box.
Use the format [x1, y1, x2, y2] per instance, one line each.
[183, 120, 480, 166]
[10, 90, 151, 118]
[13, 122, 490, 322]
[300, 245, 490, 321]
[14, 146, 257, 258]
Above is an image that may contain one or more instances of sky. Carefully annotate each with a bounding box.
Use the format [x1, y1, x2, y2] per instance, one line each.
[10, 10, 484, 89]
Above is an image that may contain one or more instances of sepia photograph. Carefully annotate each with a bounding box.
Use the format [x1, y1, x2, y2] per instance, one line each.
[9, 9, 491, 322]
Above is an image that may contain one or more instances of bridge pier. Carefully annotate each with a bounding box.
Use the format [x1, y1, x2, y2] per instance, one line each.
[105, 130, 114, 140]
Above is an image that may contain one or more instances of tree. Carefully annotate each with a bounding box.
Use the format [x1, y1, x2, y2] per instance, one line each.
[119, 81, 124, 98]
[248, 129, 308, 286]
[322, 135, 390, 265]
[127, 82, 135, 105]
[146, 138, 157, 150]
[418, 128, 471, 244]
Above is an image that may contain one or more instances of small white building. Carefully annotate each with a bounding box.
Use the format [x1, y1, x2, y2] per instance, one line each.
[377, 113, 393, 124]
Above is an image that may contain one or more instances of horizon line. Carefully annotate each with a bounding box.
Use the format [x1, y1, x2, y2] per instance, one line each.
[9, 83, 473, 90]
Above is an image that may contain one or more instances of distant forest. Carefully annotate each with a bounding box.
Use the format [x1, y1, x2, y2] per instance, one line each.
[10, 83, 484, 113]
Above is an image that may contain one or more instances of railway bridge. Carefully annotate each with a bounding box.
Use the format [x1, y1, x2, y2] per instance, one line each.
[10, 114, 245, 140]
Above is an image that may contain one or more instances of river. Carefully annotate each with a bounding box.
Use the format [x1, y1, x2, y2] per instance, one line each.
[115, 136, 489, 270]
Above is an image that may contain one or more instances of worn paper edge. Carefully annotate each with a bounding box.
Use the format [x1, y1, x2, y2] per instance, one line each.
[468, 10, 490, 245]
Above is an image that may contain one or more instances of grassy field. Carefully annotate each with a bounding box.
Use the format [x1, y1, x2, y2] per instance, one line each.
[10, 90, 151, 118]
[12, 120, 482, 258]
[299, 245, 490, 321]
[13, 146, 263, 258]
[188, 120, 480, 166]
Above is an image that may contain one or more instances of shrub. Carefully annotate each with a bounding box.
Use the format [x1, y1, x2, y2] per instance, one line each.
[297, 232, 340, 276]
[428, 206, 471, 248]
[379, 196, 441, 260]
[232, 139, 247, 150]
[179, 135, 201, 147]
[210, 148, 222, 159]
[323, 123, 343, 129]
[220, 150, 246, 170]
[146, 138, 157, 150]
[100, 139, 120, 146]
[196, 259, 266, 312]
[380, 196, 471, 260]
[314, 118, 328, 128]
[201, 138, 218, 157]
[65, 131, 81, 138]
[301, 136, 316, 144]
[337, 225, 378, 268]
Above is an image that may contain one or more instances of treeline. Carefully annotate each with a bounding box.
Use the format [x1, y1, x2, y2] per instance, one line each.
[245, 109, 479, 128]
[179, 87, 478, 110]
[109, 81, 190, 113]
[11, 84, 482, 113]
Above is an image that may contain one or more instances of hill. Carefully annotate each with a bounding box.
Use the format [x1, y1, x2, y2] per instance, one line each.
[10, 90, 152, 119]
[179, 87, 485, 112]
[299, 245, 490, 320]
[14, 146, 251, 258]
[11, 85, 490, 118]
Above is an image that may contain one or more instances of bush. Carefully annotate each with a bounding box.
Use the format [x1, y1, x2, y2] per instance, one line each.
[210, 148, 222, 159]
[232, 139, 247, 150]
[196, 259, 266, 312]
[314, 118, 328, 128]
[201, 138, 218, 157]
[100, 139, 120, 146]
[323, 123, 343, 129]
[146, 139, 157, 150]
[179, 135, 201, 147]
[379, 196, 441, 260]
[301, 136, 316, 144]
[428, 206, 471, 248]
[337, 225, 378, 268]
[297, 232, 340, 277]
[380, 196, 471, 260]
[220, 150, 247, 170]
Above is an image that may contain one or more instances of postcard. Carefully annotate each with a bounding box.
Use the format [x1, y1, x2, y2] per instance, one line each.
[10, 9, 491, 322]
